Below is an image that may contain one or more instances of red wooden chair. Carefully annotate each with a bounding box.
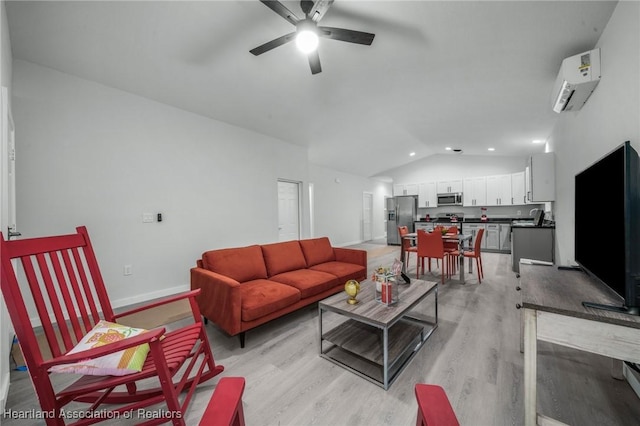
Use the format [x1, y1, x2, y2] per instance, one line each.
[199, 377, 246, 426]
[0, 226, 224, 425]
[415, 384, 460, 426]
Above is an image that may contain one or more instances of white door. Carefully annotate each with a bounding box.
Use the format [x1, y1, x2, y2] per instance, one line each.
[0, 86, 17, 411]
[278, 180, 300, 241]
[362, 192, 373, 241]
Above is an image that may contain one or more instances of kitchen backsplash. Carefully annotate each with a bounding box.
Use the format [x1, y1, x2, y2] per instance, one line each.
[416, 204, 545, 219]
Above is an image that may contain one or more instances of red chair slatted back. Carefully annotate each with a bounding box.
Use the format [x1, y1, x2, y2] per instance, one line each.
[1, 226, 114, 369]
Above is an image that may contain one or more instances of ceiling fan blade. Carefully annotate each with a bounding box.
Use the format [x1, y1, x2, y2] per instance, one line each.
[250, 32, 296, 56]
[318, 26, 375, 45]
[259, 0, 300, 26]
[309, 0, 334, 22]
[308, 51, 322, 75]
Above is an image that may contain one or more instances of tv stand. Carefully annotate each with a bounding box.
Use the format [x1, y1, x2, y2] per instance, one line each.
[519, 263, 640, 426]
[558, 265, 583, 271]
[582, 301, 640, 316]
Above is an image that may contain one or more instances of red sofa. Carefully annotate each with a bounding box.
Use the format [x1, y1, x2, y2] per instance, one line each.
[191, 237, 367, 347]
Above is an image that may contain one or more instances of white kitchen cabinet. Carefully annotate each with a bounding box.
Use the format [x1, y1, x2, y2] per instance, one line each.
[464, 223, 487, 249]
[511, 171, 526, 205]
[527, 152, 555, 202]
[463, 177, 487, 206]
[484, 223, 501, 250]
[486, 174, 512, 206]
[499, 223, 511, 251]
[393, 183, 419, 196]
[418, 182, 438, 208]
[437, 179, 463, 194]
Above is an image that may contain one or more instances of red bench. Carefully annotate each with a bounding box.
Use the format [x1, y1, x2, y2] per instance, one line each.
[199, 377, 246, 426]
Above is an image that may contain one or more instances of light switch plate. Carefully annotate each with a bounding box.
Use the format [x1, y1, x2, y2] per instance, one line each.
[142, 213, 154, 223]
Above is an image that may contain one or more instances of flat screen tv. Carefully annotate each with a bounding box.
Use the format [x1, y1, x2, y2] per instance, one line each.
[575, 141, 640, 315]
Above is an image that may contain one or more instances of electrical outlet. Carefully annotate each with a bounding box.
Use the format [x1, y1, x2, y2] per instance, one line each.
[123, 265, 133, 276]
[142, 213, 154, 223]
[517, 210, 522, 216]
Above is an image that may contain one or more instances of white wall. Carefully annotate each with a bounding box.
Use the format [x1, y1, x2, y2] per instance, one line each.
[13, 59, 313, 307]
[0, 0, 12, 412]
[12, 59, 390, 314]
[309, 164, 391, 245]
[547, 1, 640, 266]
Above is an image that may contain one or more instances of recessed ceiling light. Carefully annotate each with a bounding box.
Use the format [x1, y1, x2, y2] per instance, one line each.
[488, 147, 495, 151]
[409, 152, 416, 157]
[532, 139, 544, 144]
[445, 147, 452, 151]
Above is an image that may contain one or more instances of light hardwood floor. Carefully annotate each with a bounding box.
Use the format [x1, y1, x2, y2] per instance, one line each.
[4, 239, 640, 425]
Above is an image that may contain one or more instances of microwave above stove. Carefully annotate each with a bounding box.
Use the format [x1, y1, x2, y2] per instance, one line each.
[437, 193, 463, 206]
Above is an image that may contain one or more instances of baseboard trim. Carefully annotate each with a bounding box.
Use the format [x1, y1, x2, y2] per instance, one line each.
[623, 363, 640, 399]
[110, 284, 190, 310]
[28, 284, 191, 327]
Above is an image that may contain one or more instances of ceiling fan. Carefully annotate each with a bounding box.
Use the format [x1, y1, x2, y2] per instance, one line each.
[250, 0, 375, 75]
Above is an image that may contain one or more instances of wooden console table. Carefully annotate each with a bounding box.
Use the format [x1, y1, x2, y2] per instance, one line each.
[519, 263, 640, 426]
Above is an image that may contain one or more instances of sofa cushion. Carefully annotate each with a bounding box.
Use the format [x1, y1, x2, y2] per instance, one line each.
[299, 237, 335, 267]
[261, 241, 307, 277]
[239, 279, 301, 322]
[309, 262, 366, 283]
[269, 269, 338, 299]
[202, 245, 267, 283]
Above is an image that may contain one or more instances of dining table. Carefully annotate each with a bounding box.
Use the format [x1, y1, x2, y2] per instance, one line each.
[400, 232, 473, 283]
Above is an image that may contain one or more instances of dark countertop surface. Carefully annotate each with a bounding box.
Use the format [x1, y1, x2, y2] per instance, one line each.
[511, 223, 555, 229]
[416, 217, 532, 224]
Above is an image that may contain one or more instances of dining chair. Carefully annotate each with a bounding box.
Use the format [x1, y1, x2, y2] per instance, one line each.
[443, 227, 459, 275]
[451, 228, 485, 284]
[399, 226, 418, 274]
[0, 226, 224, 425]
[416, 229, 450, 284]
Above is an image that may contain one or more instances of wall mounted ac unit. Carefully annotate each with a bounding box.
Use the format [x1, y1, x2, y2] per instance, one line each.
[552, 48, 601, 113]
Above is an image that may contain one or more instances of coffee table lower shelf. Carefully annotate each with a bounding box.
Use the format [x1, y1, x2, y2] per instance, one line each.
[320, 318, 436, 389]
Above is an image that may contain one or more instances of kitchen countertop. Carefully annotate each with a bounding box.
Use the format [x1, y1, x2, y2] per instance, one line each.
[511, 223, 556, 229]
[415, 217, 530, 224]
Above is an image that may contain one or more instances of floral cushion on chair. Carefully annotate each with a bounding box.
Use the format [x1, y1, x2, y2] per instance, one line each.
[48, 320, 151, 376]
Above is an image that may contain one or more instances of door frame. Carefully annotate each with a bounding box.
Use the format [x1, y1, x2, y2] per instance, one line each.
[0, 85, 15, 412]
[277, 179, 302, 241]
[362, 191, 373, 241]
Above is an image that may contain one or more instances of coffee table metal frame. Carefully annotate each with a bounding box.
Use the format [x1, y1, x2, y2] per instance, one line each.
[318, 279, 438, 390]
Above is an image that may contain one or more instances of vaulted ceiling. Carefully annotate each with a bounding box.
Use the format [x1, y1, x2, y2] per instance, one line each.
[6, 1, 617, 177]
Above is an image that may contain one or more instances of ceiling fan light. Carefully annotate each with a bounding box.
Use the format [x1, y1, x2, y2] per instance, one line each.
[296, 30, 319, 54]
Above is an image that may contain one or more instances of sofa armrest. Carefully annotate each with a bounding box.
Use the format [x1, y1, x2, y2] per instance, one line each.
[190, 267, 243, 336]
[334, 247, 367, 272]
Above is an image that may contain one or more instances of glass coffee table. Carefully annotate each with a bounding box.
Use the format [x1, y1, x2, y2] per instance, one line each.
[318, 279, 438, 390]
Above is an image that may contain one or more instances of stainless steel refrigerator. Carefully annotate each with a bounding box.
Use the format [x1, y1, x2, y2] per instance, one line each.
[386, 196, 418, 245]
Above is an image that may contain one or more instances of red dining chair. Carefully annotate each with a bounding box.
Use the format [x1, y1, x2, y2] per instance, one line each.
[451, 227, 485, 284]
[442, 227, 459, 275]
[399, 226, 418, 274]
[0, 226, 224, 425]
[416, 229, 450, 284]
